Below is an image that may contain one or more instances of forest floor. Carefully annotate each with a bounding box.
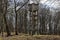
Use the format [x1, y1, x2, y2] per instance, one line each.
[0, 33, 60, 40]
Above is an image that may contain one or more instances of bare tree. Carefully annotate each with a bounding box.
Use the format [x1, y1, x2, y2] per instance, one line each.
[3, 0, 11, 36]
[14, 0, 18, 35]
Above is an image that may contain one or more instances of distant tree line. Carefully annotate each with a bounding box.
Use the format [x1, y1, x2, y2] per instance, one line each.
[0, 0, 60, 36]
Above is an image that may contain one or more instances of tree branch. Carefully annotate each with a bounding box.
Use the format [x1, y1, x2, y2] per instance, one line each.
[16, 0, 29, 12]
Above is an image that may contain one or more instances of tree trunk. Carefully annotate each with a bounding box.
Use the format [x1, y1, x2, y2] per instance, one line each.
[15, 12, 18, 35]
[14, 0, 18, 35]
[3, 0, 11, 36]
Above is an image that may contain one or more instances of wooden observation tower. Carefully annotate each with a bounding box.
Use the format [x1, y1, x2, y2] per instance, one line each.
[28, 2, 39, 35]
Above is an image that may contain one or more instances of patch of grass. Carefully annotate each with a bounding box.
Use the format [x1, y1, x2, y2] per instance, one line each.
[33, 35, 60, 40]
[0, 37, 3, 40]
[10, 37, 17, 40]
[1, 34, 60, 40]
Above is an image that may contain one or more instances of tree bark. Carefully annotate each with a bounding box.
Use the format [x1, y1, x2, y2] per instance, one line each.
[14, 0, 18, 35]
[3, 0, 11, 36]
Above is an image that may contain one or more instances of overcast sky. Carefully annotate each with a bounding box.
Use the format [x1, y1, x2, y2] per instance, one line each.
[9, 0, 60, 11]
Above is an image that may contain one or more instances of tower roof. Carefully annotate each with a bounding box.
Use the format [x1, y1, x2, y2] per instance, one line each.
[28, 0, 38, 4]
